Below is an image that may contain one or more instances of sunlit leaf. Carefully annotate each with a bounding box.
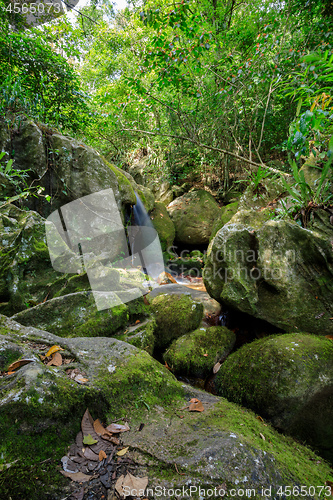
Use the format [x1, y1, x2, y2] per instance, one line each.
[116, 446, 129, 456]
[83, 434, 98, 445]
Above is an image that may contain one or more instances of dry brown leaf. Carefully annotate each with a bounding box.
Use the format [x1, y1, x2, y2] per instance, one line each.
[256, 415, 264, 422]
[93, 419, 108, 436]
[115, 475, 125, 496]
[116, 473, 148, 497]
[135, 319, 140, 324]
[7, 359, 33, 372]
[81, 410, 98, 441]
[83, 447, 99, 461]
[203, 353, 208, 357]
[101, 434, 120, 445]
[213, 362, 221, 374]
[99, 450, 107, 461]
[116, 447, 129, 456]
[325, 335, 333, 340]
[47, 352, 62, 366]
[189, 398, 199, 403]
[60, 470, 92, 482]
[189, 400, 204, 412]
[259, 433, 266, 441]
[45, 345, 63, 357]
[106, 422, 130, 434]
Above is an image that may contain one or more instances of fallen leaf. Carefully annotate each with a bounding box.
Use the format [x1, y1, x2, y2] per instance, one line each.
[60, 470, 92, 482]
[101, 434, 120, 445]
[99, 450, 107, 461]
[74, 374, 88, 384]
[45, 345, 63, 357]
[72, 487, 84, 500]
[7, 359, 33, 372]
[46, 352, 62, 366]
[203, 353, 208, 357]
[83, 434, 98, 445]
[213, 362, 221, 374]
[106, 422, 130, 434]
[256, 416, 264, 422]
[189, 400, 204, 412]
[83, 447, 99, 461]
[116, 473, 148, 497]
[135, 319, 140, 324]
[325, 335, 333, 340]
[189, 398, 199, 403]
[259, 433, 266, 441]
[116, 447, 129, 456]
[93, 419, 108, 436]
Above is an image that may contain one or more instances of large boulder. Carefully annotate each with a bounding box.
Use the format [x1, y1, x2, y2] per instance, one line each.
[164, 325, 236, 378]
[0, 117, 138, 217]
[167, 190, 220, 244]
[150, 201, 175, 251]
[203, 209, 333, 335]
[215, 332, 333, 462]
[149, 293, 203, 350]
[210, 201, 239, 242]
[1, 315, 332, 499]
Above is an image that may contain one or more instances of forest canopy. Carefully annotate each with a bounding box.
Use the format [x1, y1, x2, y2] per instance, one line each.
[1, 0, 332, 193]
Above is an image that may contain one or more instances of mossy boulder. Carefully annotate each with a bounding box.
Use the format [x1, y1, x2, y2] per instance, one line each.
[210, 201, 239, 242]
[150, 202, 175, 251]
[215, 332, 333, 462]
[1, 316, 333, 499]
[114, 318, 156, 355]
[238, 175, 288, 212]
[203, 209, 333, 335]
[167, 190, 220, 244]
[164, 326, 236, 378]
[11, 291, 129, 337]
[149, 294, 203, 350]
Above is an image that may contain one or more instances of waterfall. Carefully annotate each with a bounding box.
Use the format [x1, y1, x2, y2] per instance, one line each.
[128, 192, 164, 281]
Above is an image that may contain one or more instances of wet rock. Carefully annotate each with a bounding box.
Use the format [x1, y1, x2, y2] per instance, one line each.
[215, 332, 333, 462]
[164, 326, 236, 378]
[210, 201, 239, 242]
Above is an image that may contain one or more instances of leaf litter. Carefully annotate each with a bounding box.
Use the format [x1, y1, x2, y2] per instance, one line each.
[61, 408, 148, 499]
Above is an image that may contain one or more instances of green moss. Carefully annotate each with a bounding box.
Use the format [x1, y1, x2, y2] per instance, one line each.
[115, 319, 156, 355]
[150, 202, 175, 251]
[96, 349, 183, 423]
[164, 326, 236, 378]
[150, 294, 204, 350]
[0, 347, 22, 371]
[106, 161, 136, 205]
[210, 201, 239, 241]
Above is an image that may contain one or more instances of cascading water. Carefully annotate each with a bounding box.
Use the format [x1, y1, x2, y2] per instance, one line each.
[128, 193, 164, 281]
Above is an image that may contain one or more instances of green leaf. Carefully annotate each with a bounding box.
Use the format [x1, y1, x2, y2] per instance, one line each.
[83, 434, 98, 445]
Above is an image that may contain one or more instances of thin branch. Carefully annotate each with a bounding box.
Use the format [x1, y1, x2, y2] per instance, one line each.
[117, 128, 290, 176]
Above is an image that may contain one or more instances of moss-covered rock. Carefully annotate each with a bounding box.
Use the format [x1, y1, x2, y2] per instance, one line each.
[150, 293, 203, 350]
[12, 291, 129, 337]
[150, 202, 175, 251]
[215, 332, 333, 462]
[203, 209, 333, 335]
[114, 318, 156, 355]
[1, 317, 333, 499]
[238, 176, 287, 212]
[167, 190, 220, 244]
[164, 326, 236, 378]
[210, 201, 239, 242]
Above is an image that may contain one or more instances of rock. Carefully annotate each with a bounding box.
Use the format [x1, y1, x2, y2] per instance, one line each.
[11, 291, 129, 337]
[0, 204, 76, 315]
[149, 294, 203, 350]
[215, 332, 333, 462]
[114, 318, 156, 355]
[167, 190, 220, 245]
[150, 180, 174, 205]
[150, 202, 175, 251]
[210, 201, 239, 242]
[300, 154, 332, 194]
[149, 283, 221, 318]
[164, 326, 236, 378]
[203, 209, 333, 335]
[238, 176, 286, 212]
[1, 316, 332, 499]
